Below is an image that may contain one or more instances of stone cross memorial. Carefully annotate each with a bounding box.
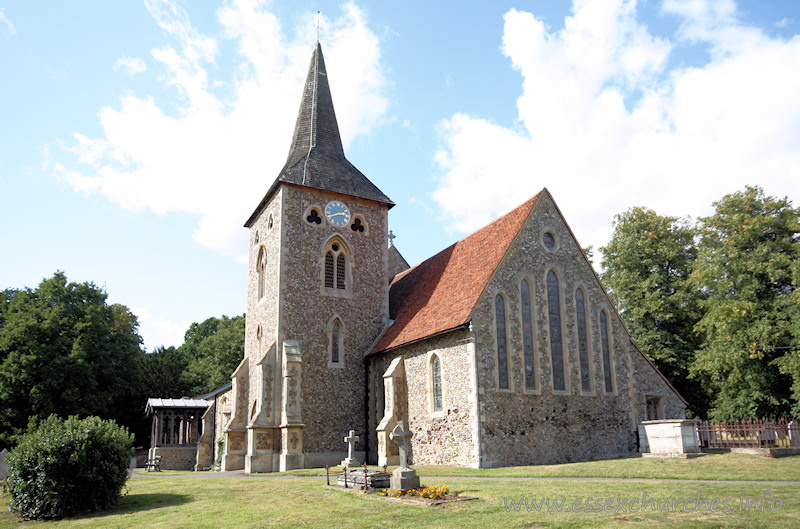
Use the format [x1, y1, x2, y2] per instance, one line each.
[340, 429, 361, 468]
[389, 421, 419, 490]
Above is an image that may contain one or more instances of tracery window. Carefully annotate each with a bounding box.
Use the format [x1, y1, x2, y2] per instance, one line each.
[520, 279, 536, 390]
[323, 240, 349, 291]
[576, 288, 591, 392]
[495, 294, 509, 390]
[547, 270, 565, 391]
[431, 354, 443, 413]
[600, 310, 614, 393]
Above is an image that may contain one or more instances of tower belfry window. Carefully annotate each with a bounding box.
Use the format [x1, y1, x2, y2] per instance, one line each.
[322, 239, 351, 296]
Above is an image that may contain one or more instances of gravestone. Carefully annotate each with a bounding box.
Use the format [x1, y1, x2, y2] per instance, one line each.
[789, 420, 799, 447]
[389, 421, 419, 491]
[0, 448, 8, 480]
[340, 430, 361, 468]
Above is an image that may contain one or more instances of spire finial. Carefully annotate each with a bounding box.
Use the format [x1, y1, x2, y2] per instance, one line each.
[388, 230, 396, 246]
[316, 11, 321, 43]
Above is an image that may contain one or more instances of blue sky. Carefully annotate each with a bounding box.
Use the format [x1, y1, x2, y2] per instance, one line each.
[2, 0, 799, 351]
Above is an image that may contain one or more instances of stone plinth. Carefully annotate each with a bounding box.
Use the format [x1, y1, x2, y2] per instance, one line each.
[390, 467, 420, 491]
[639, 419, 700, 455]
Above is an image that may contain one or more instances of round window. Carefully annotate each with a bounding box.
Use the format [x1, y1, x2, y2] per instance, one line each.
[543, 232, 555, 250]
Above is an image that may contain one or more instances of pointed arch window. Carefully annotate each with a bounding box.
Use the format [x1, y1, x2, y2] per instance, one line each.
[576, 288, 591, 393]
[600, 310, 614, 393]
[520, 279, 536, 390]
[257, 247, 267, 301]
[322, 239, 351, 296]
[547, 270, 565, 392]
[495, 294, 509, 390]
[329, 318, 343, 366]
[431, 354, 443, 413]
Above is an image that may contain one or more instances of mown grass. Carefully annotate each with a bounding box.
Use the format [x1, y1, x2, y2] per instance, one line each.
[283, 451, 800, 482]
[1, 452, 798, 528]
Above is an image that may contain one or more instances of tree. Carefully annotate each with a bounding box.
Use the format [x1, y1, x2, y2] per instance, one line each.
[600, 207, 707, 416]
[179, 315, 245, 396]
[0, 272, 146, 449]
[690, 186, 800, 420]
[777, 258, 800, 417]
[142, 345, 191, 398]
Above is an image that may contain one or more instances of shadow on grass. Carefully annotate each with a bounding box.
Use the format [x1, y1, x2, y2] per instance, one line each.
[68, 492, 193, 521]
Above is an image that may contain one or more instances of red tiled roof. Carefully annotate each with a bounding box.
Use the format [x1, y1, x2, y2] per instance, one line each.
[368, 191, 542, 355]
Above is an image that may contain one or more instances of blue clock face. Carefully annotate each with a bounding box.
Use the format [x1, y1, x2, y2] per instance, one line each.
[325, 201, 351, 227]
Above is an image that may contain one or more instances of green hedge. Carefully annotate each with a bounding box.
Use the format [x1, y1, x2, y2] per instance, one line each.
[5, 415, 133, 520]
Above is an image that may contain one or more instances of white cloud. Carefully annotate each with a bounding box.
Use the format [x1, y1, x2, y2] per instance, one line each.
[432, 0, 800, 254]
[776, 18, 790, 29]
[0, 9, 16, 36]
[131, 306, 191, 351]
[113, 56, 147, 75]
[52, 0, 388, 262]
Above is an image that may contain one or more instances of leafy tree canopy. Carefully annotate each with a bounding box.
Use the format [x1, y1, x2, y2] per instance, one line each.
[0, 272, 145, 449]
[600, 206, 706, 416]
[690, 186, 799, 420]
[178, 314, 244, 396]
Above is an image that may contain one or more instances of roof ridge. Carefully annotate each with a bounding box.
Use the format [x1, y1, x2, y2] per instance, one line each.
[393, 191, 543, 277]
[370, 190, 543, 355]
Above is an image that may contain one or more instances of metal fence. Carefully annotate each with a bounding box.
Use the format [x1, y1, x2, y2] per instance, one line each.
[697, 418, 800, 449]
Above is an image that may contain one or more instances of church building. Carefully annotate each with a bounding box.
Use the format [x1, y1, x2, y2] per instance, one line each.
[208, 42, 686, 473]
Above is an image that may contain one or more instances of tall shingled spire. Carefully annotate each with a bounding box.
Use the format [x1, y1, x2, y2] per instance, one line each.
[245, 43, 393, 227]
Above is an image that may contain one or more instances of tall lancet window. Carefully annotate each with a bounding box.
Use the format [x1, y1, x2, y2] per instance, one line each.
[257, 247, 266, 301]
[521, 279, 536, 390]
[495, 294, 509, 390]
[330, 319, 342, 365]
[547, 271, 565, 391]
[576, 288, 591, 392]
[600, 310, 614, 393]
[431, 354, 443, 413]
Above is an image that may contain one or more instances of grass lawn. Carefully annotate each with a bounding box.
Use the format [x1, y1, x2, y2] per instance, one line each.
[1, 452, 799, 528]
[283, 450, 800, 482]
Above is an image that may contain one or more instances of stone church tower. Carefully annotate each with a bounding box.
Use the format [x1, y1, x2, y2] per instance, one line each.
[222, 43, 393, 472]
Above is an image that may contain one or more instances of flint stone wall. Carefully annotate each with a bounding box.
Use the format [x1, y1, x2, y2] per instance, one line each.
[369, 330, 478, 467]
[472, 193, 677, 467]
[630, 345, 686, 422]
[158, 446, 198, 470]
[245, 185, 389, 465]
